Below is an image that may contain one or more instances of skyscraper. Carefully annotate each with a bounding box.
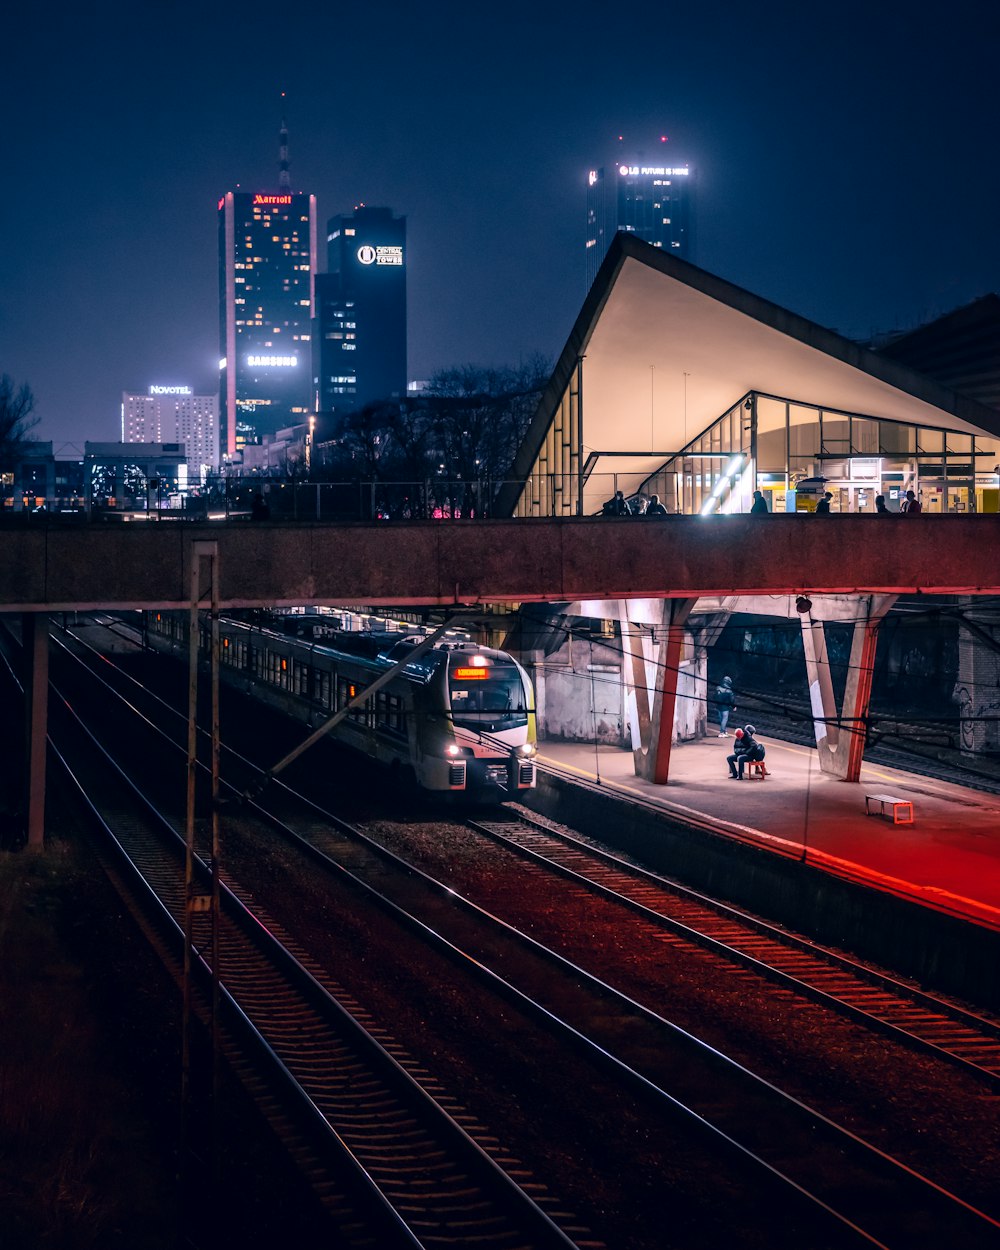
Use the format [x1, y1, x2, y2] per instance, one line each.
[586, 144, 694, 287]
[313, 204, 407, 420]
[218, 115, 317, 461]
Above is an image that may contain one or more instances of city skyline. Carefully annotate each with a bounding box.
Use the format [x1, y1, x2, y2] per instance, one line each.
[3, 1, 999, 451]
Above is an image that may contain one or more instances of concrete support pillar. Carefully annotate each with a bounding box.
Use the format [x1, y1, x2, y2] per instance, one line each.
[628, 598, 696, 784]
[800, 615, 840, 752]
[801, 595, 897, 780]
[954, 599, 1000, 757]
[23, 613, 49, 850]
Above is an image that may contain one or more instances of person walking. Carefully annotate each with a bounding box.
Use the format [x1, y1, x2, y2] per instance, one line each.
[815, 492, 833, 514]
[900, 490, 922, 514]
[750, 490, 769, 514]
[714, 675, 737, 737]
[645, 493, 668, 517]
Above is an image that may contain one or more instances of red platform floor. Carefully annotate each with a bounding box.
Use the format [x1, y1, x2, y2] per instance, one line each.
[535, 736, 1000, 931]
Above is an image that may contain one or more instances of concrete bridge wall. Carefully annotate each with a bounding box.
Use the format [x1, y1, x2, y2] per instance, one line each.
[3, 515, 999, 613]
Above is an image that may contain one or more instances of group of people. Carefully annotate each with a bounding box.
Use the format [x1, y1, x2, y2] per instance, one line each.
[714, 675, 765, 778]
[608, 487, 926, 518]
[603, 490, 669, 517]
[750, 489, 923, 515]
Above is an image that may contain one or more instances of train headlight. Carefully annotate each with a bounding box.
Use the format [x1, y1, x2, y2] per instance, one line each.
[446, 744, 461, 757]
[518, 744, 536, 757]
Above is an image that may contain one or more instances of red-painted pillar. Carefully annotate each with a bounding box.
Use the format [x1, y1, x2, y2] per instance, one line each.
[632, 598, 695, 785]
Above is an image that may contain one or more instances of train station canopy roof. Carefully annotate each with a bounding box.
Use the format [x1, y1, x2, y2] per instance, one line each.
[497, 235, 1000, 516]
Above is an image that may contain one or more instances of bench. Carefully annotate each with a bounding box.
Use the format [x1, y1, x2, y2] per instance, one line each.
[745, 760, 768, 779]
[865, 793, 914, 824]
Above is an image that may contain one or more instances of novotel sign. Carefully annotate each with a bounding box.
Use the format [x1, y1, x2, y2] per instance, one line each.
[357, 244, 403, 266]
[150, 385, 192, 395]
[253, 194, 293, 206]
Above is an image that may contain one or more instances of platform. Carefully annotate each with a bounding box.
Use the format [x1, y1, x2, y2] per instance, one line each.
[536, 736, 1000, 931]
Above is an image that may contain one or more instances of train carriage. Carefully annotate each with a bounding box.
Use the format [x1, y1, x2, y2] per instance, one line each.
[146, 613, 537, 797]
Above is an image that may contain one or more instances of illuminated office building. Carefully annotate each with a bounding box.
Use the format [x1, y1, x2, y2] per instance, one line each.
[218, 120, 317, 459]
[314, 205, 407, 419]
[586, 150, 693, 287]
[122, 385, 219, 473]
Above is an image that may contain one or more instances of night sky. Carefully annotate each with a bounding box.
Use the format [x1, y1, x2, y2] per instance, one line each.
[3, 0, 998, 451]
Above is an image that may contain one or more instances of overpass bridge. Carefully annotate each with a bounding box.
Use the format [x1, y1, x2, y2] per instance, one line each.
[3, 514, 1000, 611]
[5, 514, 998, 848]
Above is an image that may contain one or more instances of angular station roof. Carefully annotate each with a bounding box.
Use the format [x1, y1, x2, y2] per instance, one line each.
[499, 235, 1000, 516]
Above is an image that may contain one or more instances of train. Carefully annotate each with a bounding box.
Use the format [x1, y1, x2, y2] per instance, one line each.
[144, 611, 537, 798]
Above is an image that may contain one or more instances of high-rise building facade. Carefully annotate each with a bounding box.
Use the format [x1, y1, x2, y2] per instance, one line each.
[314, 205, 407, 420]
[122, 385, 219, 472]
[586, 155, 693, 287]
[218, 126, 317, 461]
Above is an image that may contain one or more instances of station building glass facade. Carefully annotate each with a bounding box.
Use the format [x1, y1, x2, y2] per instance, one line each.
[218, 190, 318, 460]
[635, 395, 1000, 516]
[506, 235, 1000, 522]
[514, 391, 1000, 518]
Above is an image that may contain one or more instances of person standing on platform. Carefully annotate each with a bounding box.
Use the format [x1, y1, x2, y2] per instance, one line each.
[875, 494, 890, 514]
[815, 492, 833, 514]
[750, 490, 769, 514]
[901, 490, 922, 514]
[714, 675, 737, 737]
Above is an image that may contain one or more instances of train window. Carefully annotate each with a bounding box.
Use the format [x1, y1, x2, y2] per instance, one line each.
[375, 691, 406, 735]
[338, 676, 366, 720]
[387, 693, 405, 734]
[449, 663, 528, 730]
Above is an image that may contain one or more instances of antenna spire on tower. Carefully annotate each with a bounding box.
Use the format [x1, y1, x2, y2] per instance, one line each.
[278, 93, 291, 191]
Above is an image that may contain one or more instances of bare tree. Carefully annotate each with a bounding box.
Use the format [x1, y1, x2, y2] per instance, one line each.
[310, 357, 551, 517]
[421, 355, 550, 508]
[0, 375, 39, 470]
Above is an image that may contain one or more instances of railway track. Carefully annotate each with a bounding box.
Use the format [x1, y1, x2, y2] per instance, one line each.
[37, 619, 1000, 1249]
[17, 638, 589, 1249]
[467, 810, 1000, 1088]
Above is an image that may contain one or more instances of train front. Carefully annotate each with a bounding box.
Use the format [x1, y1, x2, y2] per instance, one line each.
[435, 648, 537, 794]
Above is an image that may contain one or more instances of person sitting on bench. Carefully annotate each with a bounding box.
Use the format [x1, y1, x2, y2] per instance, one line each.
[728, 725, 765, 779]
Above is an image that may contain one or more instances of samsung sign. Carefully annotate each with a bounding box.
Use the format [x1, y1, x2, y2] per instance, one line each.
[150, 385, 192, 395]
[247, 354, 299, 367]
[357, 244, 403, 266]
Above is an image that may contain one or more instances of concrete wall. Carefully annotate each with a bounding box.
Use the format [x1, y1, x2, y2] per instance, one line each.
[526, 770, 1000, 1012]
[531, 629, 707, 748]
